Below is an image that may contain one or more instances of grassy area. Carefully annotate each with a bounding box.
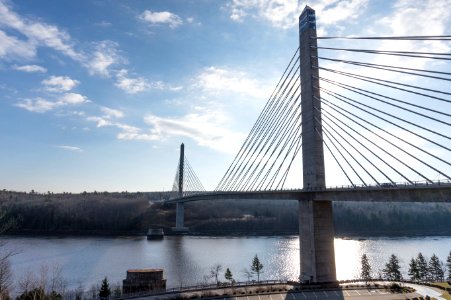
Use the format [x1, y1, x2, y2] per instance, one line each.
[430, 282, 451, 300]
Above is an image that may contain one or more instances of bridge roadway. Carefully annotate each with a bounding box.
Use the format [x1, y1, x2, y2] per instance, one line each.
[165, 182, 451, 204]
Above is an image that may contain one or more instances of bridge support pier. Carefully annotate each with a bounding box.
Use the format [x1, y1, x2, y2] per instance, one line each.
[299, 200, 336, 283]
[173, 202, 188, 232]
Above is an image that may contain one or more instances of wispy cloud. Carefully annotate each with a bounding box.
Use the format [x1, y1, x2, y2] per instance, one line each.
[114, 69, 180, 94]
[15, 93, 89, 113]
[0, 1, 81, 60]
[87, 41, 123, 77]
[56, 145, 84, 152]
[12, 64, 47, 73]
[42, 76, 79, 92]
[141, 108, 246, 153]
[139, 10, 183, 28]
[227, 0, 369, 31]
[195, 66, 271, 99]
[0, 30, 36, 60]
[100, 106, 124, 119]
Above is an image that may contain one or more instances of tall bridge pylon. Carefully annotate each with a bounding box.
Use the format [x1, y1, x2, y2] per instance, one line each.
[298, 6, 336, 283]
[171, 143, 205, 232]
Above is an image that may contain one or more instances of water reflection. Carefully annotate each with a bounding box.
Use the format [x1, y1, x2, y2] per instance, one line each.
[2, 236, 450, 290]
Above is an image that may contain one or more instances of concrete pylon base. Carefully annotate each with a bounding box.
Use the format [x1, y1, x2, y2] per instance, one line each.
[171, 227, 189, 234]
[299, 200, 336, 283]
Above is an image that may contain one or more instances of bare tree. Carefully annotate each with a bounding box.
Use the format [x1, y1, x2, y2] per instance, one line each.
[209, 264, 223, 285]
[241, 268, 253, 282]
[0, 210, 15, 299]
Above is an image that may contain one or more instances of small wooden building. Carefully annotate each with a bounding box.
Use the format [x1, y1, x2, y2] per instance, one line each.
[122, 269, 166, 294]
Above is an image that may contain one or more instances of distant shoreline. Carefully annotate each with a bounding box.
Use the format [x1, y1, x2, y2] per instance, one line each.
[3, 229, 451, 239]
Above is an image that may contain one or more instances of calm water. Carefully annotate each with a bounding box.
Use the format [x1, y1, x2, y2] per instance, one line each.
[2, 236, 450, 290]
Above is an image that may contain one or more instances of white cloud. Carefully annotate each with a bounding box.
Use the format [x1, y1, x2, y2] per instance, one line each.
[15, 93, 88, 113]
[115, 69, 149, 94]
[0, 1, 81, 61]
[195, 66, 271, 99]
[15, 97, 57, 113]
[42, 76, 79, 92]
[87, 41, 123, 77]
[56, 145, 84, 152]
[0, 30, 35, 59]
[57, 93, 88, 105]
[100, 106, 124, 119]
[139, 10, 183, 28]
[227, 0, 369, 30]
[142, 108, 246, 153]
[13, 64, 47, 73]
[114, 69, 179, 94]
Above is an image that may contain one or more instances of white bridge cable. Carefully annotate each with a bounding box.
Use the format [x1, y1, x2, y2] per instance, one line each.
[216, 47, 300, 190]
[315, 115, 379, 186]
[315, 105, 395, 184]
[220, 58, 301, 191]
[233, 86, 302, 191]
[318, 96, 450, 182]
[221, 62, 300, 191]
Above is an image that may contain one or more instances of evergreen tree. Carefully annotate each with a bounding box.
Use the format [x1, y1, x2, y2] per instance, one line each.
[360, 254, 372, 282]
[408, 258, 420, 281]
[428, 254, 445, 282]
[447, 250, 451, 280]
[99, 277, 111, 299]
[224, 268, 233, 284]
[382, 254, 402, 281]
[416, 252, 428, 281]
[251, 254, 264, 282]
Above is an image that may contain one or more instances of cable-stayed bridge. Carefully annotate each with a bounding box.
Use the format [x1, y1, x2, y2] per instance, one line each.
[164, 6, 451, 284]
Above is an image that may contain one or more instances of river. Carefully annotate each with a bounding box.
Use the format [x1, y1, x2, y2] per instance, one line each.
[2, 236, 450, 291]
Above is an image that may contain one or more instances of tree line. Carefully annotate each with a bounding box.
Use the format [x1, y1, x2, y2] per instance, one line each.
[1, 190, 450, 236]
[360, 251, 451, 282]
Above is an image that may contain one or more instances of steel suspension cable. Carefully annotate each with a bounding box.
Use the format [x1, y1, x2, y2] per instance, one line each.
[313, 35, 451, 40]
[241, 92, 302, 191]
[319, 88, 451, 150]
[316, 66, 451, 98]
[312, 46, 451, 60]
[314, 56, 451, 82]
[216, 48, 300, 190]
[315, 126, 354, 187]
[316, 115, 380, 185]
[316, 76, 451, 118]
[316, 117, 367, 186]
[266, 131, 303, 190]
[245, 104, 302, 191]
[276, 133, 303, 190]
[319, 96, 450, 182]
[256, 121, 302, 190]
[230, 82, 300, 191]
[225, 70, 301, 191]
[316, 106, 395, 184]
[221, 62, 300, 191]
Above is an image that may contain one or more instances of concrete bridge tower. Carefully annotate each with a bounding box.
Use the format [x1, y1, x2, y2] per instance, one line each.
[173, 143, 188, 232]
[299, 6, 337, 283]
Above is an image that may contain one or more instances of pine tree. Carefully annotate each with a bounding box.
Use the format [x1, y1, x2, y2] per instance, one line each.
[99, 277, 111, 299]
[251, 254, 264, 282]
[416, 253, 428, 281]
[408, 258, 420, 281]
[360, 254, 372, 282]
[447, 250, 451, 280]
[382, 254, 402, 281]
[428, 254, 444, 282]
[224, 268, 233, 284]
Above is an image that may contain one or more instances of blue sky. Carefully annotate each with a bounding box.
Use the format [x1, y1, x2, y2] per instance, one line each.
[0, 0, 450, 193]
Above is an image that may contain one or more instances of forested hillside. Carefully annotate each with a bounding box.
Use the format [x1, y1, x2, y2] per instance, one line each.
[1, 190, 450, 236]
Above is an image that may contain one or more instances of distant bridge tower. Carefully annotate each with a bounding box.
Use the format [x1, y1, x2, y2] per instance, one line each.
[174, 143, 188, 232]
[299, 6, 336, 283]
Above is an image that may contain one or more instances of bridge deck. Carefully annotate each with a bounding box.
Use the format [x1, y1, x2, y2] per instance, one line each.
[165, 183, 451, 204]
